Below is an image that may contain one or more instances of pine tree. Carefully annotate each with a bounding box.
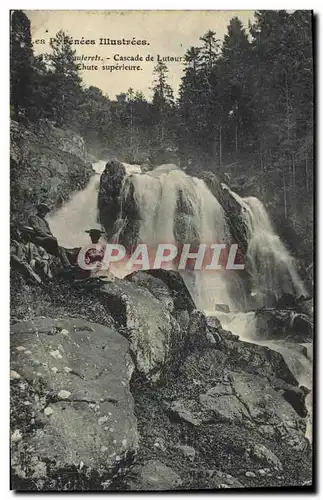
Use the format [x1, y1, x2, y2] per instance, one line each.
[10, 10, 35, 121]
[220, 17, 254, 155]
[151, 61, 174, 142]
[45, 30, 83, 127]
[199, 30, 221, 75]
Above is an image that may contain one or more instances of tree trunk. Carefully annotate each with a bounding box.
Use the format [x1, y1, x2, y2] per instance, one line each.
[283, 171, 288, 218]
[292, 153, 296, 187]
[130, 102, 133, 147]
[305, 151, 309, 191]
[285, 72, 290, 142]
[219, 124, 222, 165]
[260, 149, 263, 171]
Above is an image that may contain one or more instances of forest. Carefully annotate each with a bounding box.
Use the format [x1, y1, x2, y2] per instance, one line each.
[10, 10, 314, 264]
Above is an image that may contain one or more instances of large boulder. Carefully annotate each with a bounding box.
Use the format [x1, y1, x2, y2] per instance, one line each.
[169, 346, 308, 452]
[125, 271, 174, 312]
[98, 280, 182, 383]
[97, 275, 219, 383]
[220, 337, 299, 386]
[10, 317, 138, 491]
[97, 160, 126, 240]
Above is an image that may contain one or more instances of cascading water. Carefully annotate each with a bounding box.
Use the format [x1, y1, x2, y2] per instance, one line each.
[244, 196, 307, 305]
[45, 159, 312, 441]
[114, 165, 306, 312]
[223, 186, 307, 308]
[47, 159, 307, 315]
[47, 160, 106, 248]
[115, 165, 235, 310]
[47, 160, 141, 248]
[116, 166, 312, 441]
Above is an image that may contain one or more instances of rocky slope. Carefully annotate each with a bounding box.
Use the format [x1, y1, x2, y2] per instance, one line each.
[10, 269, 313, 491]
[10, 120, 93, 225]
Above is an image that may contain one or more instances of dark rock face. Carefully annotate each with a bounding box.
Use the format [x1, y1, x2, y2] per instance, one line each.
[10, 121, 93, 226]
[200, 171, 250, 255]
[147, 269, 196, 312]
[97, 160, 126, 240]
[97, 160, 140, 245]
[255, 308, 313, 342]
[10, 317, 138, 491]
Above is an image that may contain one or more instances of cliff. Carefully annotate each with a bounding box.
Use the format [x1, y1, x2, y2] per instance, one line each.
[10, 120, 93, 225]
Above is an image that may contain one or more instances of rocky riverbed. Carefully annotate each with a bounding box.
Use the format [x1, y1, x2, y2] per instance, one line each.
[10, 269, 313, 491]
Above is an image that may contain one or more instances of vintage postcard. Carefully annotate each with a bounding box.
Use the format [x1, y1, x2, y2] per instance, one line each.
[10, 9, 314, 491]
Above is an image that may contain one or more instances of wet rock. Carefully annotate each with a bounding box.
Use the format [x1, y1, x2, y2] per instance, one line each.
[269, 376, 309, 417]
[200, 171, 249, 255]
[245, 471, 256, 478]
[97, 160, 127, 240]
[251, 444, 283, 471]
[98, 161, 141, 246]
[255, 309, 313, 342]
[215, 304, 230, 313]
[10, 317, 138, 491]
[125, 460, 182, 491]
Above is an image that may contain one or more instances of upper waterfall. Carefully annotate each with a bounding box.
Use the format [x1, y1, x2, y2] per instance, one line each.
[109, 164, 306, 311]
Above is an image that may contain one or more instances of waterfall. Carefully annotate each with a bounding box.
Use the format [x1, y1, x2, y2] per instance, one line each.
[243, 196, 307, 306]
[47, 161, 106, 248]
[45, 159, 311, 442]
[47, 161, 141, 249]
[114, 165, 305, 312]
[219, 186, 307, 309]
[115, 165, 234, 309]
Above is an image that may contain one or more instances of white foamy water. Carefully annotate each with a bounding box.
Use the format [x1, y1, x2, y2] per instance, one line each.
[224, 185, 306, 307]
[47, 161, 106, 248]
[117, 165, 233, 309]
[47, 161, 141, 248]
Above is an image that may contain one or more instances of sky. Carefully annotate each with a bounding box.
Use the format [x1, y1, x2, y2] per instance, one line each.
[27, 10, 255, 100]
